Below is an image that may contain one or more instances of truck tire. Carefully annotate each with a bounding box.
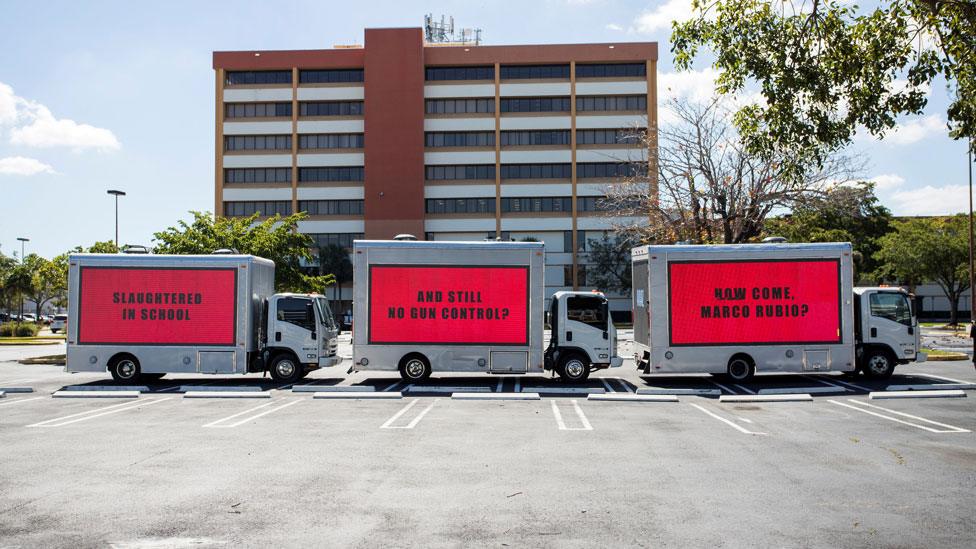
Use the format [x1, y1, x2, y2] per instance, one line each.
[399, 354, 431, 381]
[725, 355, 755, 382]
[862, 349, 895, 379]
[558, 354, 590, 382]
[109, 354, 141, 383]
[269, 354, 302, 383]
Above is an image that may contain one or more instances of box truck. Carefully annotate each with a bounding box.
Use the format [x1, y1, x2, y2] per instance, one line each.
[631, 242, 922, 381]
[350, 240, 622, 381]
[66, 253, 341, 383]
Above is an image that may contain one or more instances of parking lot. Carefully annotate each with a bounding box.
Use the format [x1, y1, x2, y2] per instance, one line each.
[2, 336, 975, 548]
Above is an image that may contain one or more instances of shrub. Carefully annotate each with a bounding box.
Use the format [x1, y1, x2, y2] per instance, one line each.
[0, 323, 12, 337]
[0, 322, 39, 337]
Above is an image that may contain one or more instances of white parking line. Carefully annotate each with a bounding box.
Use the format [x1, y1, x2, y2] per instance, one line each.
[380, 399, 435, 429]
[0, 396, 45, 408]
[689, 403, 767, 436]
[496, 378, 503, 392]
[819, 376, 873, 393]
[916, 373, 975, 385]
[550, 400, 593, 431]
[202, 400, 278, 428]
[733, 384, 756, 395]
[707, 379, 738, 395]
[382, 381, 403, 392]
[600, 379, 615, 393]
[404, 401, 436, 429]
[826, 399, 970, 433]
[205, 399, 301, 428]
[802, 375, 849, 391]
[514, 378, 521, 393]
[27, 398, 172, 428]
[614, 378, 635, 393]
[380, 399, 419, 428]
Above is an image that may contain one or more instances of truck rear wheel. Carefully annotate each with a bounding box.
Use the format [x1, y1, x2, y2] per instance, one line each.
[269, 354, 302, 383]
[862, 349, 895, 379]
[558, 354, 590, 382]
[109, 354, 141, 383]
[725, 355, 755, 382]
[399, 354, 431, 381]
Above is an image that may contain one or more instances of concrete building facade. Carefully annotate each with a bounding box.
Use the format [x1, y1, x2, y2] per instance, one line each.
[213, 28, 657, 316]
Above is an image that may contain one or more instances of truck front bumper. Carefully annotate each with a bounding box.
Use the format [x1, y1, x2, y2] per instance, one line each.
[317, 355, 342, 368]
[610, 356, 624, 368]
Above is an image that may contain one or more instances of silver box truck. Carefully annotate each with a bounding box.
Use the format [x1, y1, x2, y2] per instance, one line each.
[350, 240, 622, 381]
[66, 253, 340, 383]
[631, 242, 922, 381]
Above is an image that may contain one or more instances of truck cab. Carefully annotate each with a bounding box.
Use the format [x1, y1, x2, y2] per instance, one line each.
[545, 291, 623, 381]
[261, 293, 341, 382]
[853, 287, 922, 378]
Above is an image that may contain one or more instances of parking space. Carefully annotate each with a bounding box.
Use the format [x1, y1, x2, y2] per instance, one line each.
[2, 351, 975, 546]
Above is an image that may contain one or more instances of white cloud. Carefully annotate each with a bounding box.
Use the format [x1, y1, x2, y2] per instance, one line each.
[868, 173, 906, 190]
[659, 68, 720, 104]
[0, 156, 56, 176]
[0, 81, 120, 151]
[605, 23, 623, 31]
[883, 115, 945, 146]
[888, 184, 969, 216]
[632, 0, 695, 34]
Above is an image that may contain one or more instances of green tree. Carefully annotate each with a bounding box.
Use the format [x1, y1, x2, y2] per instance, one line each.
[672, 0, 976, 182]
[0, 248, 19, 317]
[875, 215, 970, 324]
[765, 182, 893, 281]
[317, 244, 352, 302]
[585, 233, 633, 295]
[153, 211, 333, 293]
[20, 254, 67, 320]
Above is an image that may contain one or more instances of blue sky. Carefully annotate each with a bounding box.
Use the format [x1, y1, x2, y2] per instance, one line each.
[0, 0, 970, 259]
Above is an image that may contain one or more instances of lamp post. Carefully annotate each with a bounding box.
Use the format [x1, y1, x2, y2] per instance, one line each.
[16, 237, 29, 322]
[969, 141, 975, 368]
[106, 189, 126, 248]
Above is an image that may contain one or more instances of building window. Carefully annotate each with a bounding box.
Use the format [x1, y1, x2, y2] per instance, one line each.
[425, 66, 494, 81]
[499, 97, 571, 113]
[425, 164, 495, 180]
[224, 102, 292, 118]
[577, 162, 647, 179]
[308, 233, 363, 249]
[576, 95, 647, 112]
[425, 131, 495, 147]
[500, 130, 570, 146]
[499, 164, 572, 179]
[299, 69, 364, 84]
[224, 135, 292, 151]
[576, 128, 643, 145]
[224, 168, 291, 184]
[425, 198, 496, 214]
[575, 63, 647, 78]
[299, 134, 364, 149]
[299, 101, 364, 116]
[298, 200, 364, 216]
[500, 64, 570, 80]
[425, 98, 494, 115]
[223, 201, 293, 217]
[298, 167, 365, 182]
[500, 197, 572, 213]
[225, 71, 292, 85]
[576, 196, 613, 212]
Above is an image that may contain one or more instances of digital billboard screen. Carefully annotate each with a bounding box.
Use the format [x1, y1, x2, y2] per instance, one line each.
[78, 267, 237, 345]
[668, 259, 841, 346]
[368, 265, 529, 345]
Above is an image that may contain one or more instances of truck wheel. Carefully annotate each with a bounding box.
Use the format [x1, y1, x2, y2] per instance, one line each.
[726, 355, 755, 382]
[863, 350, 895, 379]
[399, 354, 432, 381]
[109, 355, 141, 383]
[558, 354, 590, 382]
[269, 354, 302, 383]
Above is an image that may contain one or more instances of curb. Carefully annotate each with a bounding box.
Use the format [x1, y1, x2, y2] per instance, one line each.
[182, 391, 271, 398]
[886, 383, 976, 391]
[179, 386, 263, 393]
[758, 387, 848, 395]
[294, 385, 376, 393]
[404, 386, 492, 394]
[521, 387, 606, 395]
[52, 390, 140, 398]
[869, 389, 966, 399]
[588, 393, 679, 402]
[719, 394, 813, 402]
[637, 388, 720, 397]
[312, 391, 402, 399]
[62, 385, 149, 392]
[452, 392, 540, 400]
[0, 387, 34, 393]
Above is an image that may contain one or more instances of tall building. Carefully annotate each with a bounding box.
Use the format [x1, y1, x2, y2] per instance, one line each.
[213, 27, 657, 316]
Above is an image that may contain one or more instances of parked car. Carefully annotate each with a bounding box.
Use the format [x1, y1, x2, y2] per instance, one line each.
[50, 314, 67, 334]
[21, 313, 37, 323]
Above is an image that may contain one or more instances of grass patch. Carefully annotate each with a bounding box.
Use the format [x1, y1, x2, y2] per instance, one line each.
[19, 354, 66, 365]
[0, 337, 63, 345]
[920, 348, 969, 361]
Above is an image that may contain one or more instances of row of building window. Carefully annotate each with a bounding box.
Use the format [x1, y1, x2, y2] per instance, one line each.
[298, 199, 364, 215]
[224, 168, 291, 184]
[300, 101, 364, 116]
[424, 95, 646, 114]
[226, 71, 292, 85]
[299, 69, 364, 84]
[224, 135, 291, 151]
[501, 130, 569, 146]
[425, 131, 494, 147]
[298, 133, 364, 149]
[225, 102, 292, 118]
[577, 128, 642, 145]
[223, 200, 292, 217]
[422, 129, 644, 147]
[299, 166, 364, 182]
[500, 97, 571, 113]
[424, 162, 645, 181]
[226, 70, 365, 86]
[425, 98, 494, 115]
[424, 196, 610, 214]
[309, 233, 363, 249]
[426, 66, 495, 81]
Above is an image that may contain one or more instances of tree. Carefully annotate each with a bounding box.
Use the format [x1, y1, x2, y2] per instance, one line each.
[765, 182, 893, 280]
[20, 254, 66, 319]
[153, 211, 333, 293]
[603, 97, 859, 244]
[585, 233, 633, 295]
[0, 247, 17, 316]
[875, 215, 970, 324]
[672, 0, 976, 183]
[317, 244, 352, 303]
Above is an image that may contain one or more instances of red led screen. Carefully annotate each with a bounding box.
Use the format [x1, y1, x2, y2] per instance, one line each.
[668, 260, 841, 345]
[78, 267, 237, 345]
[368, 265, 529, 345]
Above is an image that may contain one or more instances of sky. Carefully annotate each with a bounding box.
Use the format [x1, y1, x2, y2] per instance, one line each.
[0, 0, 971, 259]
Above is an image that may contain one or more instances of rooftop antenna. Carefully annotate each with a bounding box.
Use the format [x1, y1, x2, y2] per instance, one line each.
[424, 13, 482, 46]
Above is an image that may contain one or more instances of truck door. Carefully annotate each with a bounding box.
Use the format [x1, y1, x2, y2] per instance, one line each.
[564, 294, 612, 363]
[863, 291, 917, 361]
[271, 296, 319, 364]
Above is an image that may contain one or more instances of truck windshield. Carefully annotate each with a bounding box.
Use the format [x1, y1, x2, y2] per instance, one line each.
[869, 292, 913, 327]
[315, 298, 338, 329]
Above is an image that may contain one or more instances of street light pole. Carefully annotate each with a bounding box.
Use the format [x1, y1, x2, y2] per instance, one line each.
[16, 237, 29, 322]
[969, 141, 975, 368]
[106, 190, 126, 248]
